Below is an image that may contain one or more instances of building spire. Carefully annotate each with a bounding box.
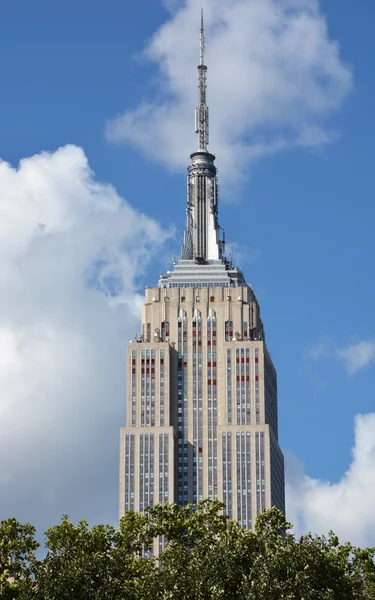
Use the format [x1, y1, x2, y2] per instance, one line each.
[159, 10, 246, 286]
[200, 7, 205, 66]
[178, 9, 224, 264]
[195, 8, 209, 151]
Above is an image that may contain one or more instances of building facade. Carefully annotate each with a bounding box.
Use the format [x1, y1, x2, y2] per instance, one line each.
[119, 12, 285, 533]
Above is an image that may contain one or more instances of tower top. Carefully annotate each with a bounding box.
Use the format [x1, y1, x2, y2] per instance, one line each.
[195, 9, 209, 151]
[158, 11, 246, 288]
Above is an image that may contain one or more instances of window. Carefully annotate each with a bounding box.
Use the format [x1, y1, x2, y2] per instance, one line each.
[196, 296, 200, 302]
[210, 296, 215, 302]
[161, 321, 170, 341]
[225, 321, 233, 341]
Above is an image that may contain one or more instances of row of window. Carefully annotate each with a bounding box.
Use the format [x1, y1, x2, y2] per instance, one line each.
[207, 317, 218, 499]
[159, 433, 169, 505]
[177, 315, 189, 505]
[255, 431, 266, 514]
[236, 432, 252, 529]
[222, 432, 233, 518]
[165, 282, 237, 288]
[144, 320, 261, 339]
[192, 316, 203, 503]
[139, 434, 154, 513]
[124, 434, 135, 512]
[222, 431, 266, 528]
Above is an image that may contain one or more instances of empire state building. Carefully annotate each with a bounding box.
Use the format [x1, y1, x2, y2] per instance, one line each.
[119, 12, 285, 534]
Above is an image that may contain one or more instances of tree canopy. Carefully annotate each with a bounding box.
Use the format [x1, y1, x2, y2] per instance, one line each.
[1, 501, 375, 599]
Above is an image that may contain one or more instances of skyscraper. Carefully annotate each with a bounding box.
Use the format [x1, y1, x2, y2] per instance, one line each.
[119, 11, 285, 535]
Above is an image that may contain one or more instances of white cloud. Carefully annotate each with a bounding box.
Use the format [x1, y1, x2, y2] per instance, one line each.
[307, 337, 375, 375]
[106, 0, 352, 183]
[286, 413, 375, 547]
[0, 145, 169, 531]
[336, 340, 375, 375]
[305, 336, 333, 361]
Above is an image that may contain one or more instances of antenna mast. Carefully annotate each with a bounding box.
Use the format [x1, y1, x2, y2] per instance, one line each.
[195, 8, 209, 151]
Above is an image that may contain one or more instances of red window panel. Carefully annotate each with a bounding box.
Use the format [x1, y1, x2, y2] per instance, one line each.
[213, 331, 216, 336]
[208, 340, 211, 346]
[255, 375, 259, 381]
[213, 379, 217, 385]
[193, 322, 197, 328]
[160, 359, 164, 365]
[207, 361, 211, 367]
[255, 357, 259, 363]
[213, 361, 216, 367]
[132, 368, 136, 374]
[210, 296, 215, 302]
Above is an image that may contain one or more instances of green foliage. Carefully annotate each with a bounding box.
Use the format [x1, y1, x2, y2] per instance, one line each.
[35, 513, 156, 600]
[1, 502, 375, 599]
[0, 518, 39, 599]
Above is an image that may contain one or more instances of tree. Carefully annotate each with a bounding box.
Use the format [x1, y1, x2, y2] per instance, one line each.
[146, 501, 375, 600]
[0, 518, 39, 599]
[34, 513, 156, 600]
[1, 502, 375, 599]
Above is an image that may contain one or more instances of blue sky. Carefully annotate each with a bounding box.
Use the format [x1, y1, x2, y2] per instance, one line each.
[0, 0, 375, 545]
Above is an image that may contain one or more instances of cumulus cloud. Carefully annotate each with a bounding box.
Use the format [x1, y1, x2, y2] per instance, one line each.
[336, 340, 375, 375]
[286, 413, 375, 547]
[106, 0, 352, 182]
[0, 145, 169, 532]
[307, 337, 375, 375]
